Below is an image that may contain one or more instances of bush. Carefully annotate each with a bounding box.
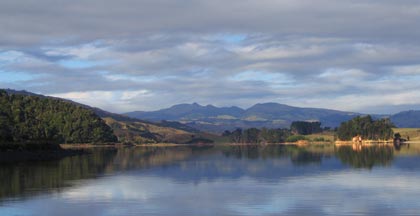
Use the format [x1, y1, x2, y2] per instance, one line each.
[286, 135, 307, 142]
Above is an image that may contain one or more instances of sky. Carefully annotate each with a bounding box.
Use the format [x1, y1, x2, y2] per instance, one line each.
[1, 0, 420, 114]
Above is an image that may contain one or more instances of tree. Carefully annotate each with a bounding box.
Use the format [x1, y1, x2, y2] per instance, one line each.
[230, 128, 243, 143]
[290, 121, 322, 135]
[336, 115, 394, 141]
[243, 128, 260, 143]
[223, 128, 292, 144]
[0, 91, 118, 147]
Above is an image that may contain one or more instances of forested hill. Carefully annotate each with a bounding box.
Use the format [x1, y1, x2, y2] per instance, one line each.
[3, 88, 137, 122]
[0, 90, 117, 146]
[3, 88, 198, 133]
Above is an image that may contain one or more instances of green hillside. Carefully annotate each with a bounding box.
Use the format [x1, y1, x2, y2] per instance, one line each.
[104, 117, 218, 144]
[0, 90, 117, 149]
[104, 117, 194, 144]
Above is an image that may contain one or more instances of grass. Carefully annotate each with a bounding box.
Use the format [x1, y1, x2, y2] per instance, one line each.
[103, 117, 194, 144]
[303, 131, 335, 143]
[393, 128, 420, 141]
[286, 135, 307, 142]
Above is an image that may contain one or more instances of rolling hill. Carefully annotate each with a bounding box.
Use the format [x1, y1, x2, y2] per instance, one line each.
[390, 110, 420, 128]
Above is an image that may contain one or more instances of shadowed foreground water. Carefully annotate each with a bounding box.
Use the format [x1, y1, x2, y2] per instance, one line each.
[1, 144, 420, 216]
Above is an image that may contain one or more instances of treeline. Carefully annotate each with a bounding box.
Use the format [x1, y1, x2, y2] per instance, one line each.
[222, 128, 292, 144]
[222, 121, 325, 144]
[290, 121, 322, 135]
[0, 90, 117, 147]
[336, 115, 394, 141]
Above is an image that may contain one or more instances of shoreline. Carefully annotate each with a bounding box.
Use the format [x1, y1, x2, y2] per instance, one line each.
[61, 141, 335, 148]
[334, 140, 420, 146]
[136, 141, 333, 147]
[7, 139, 413, 163]
[60, 143, 125, 149]
[0, 148, 87, 163]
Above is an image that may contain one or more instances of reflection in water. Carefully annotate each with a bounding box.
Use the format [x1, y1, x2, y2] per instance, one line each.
[335, 145, 394, 169]
[0, 148, 117, 201]
[334, 142, 414, 169]
[0, 144, 408, 201]
[110, 146, 195, 170]
[2, 144, 420, 215]
[223, 145, 325, 165]
[0, 146, 215, 201]
[0, 145, 335, 201]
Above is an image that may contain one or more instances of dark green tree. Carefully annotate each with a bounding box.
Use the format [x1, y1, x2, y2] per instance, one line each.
[223, 127, 292, 144]
[0, 90, 117, 148]
[336, 115, 394, 141]
[290, 121, 322, 135]
[243, 128, 260, 143]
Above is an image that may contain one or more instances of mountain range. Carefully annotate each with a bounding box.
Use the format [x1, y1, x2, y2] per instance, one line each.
[125, 103, 362, 132]
[125, 103, 420, 133]
[390, 110, 420, 128]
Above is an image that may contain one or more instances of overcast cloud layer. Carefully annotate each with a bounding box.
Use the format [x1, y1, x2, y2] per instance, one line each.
[1, 0, 420, 114]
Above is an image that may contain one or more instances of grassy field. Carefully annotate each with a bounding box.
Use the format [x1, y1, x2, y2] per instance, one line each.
[303, 131, 335, 142]
[103, 117, 194, 144]
[393, 128, 420, 141]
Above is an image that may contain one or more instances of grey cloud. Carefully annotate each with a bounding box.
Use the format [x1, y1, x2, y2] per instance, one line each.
[1, 0, 420, 45]
[1, 0, 420, 113]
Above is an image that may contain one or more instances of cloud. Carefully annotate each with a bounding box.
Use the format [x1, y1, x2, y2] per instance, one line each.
[1, 0, 420, 113]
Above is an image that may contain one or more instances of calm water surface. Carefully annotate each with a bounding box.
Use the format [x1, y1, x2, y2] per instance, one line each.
[1, 144, 420, 216]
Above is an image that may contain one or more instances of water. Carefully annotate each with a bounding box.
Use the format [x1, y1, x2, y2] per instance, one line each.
[1, 144, 420, 216]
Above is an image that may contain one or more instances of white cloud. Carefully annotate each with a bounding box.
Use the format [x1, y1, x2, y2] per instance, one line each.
[44, 43, 108, 59]
[49, 90, 151, 112]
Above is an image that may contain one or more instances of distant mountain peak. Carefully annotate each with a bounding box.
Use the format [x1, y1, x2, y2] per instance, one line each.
[123, 101, 366, 133]
[251, 102, 293, 108]
[256, 102, 282, 105]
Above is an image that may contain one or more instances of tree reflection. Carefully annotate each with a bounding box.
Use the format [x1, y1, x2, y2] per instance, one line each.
[222, 144, 327, 165]
[109, 146, 195, 170]
[0, 148, 117, 201]
[335, 145, 394, 169]
[0, 143, 412, 202]
[290, 151, 322, 165]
